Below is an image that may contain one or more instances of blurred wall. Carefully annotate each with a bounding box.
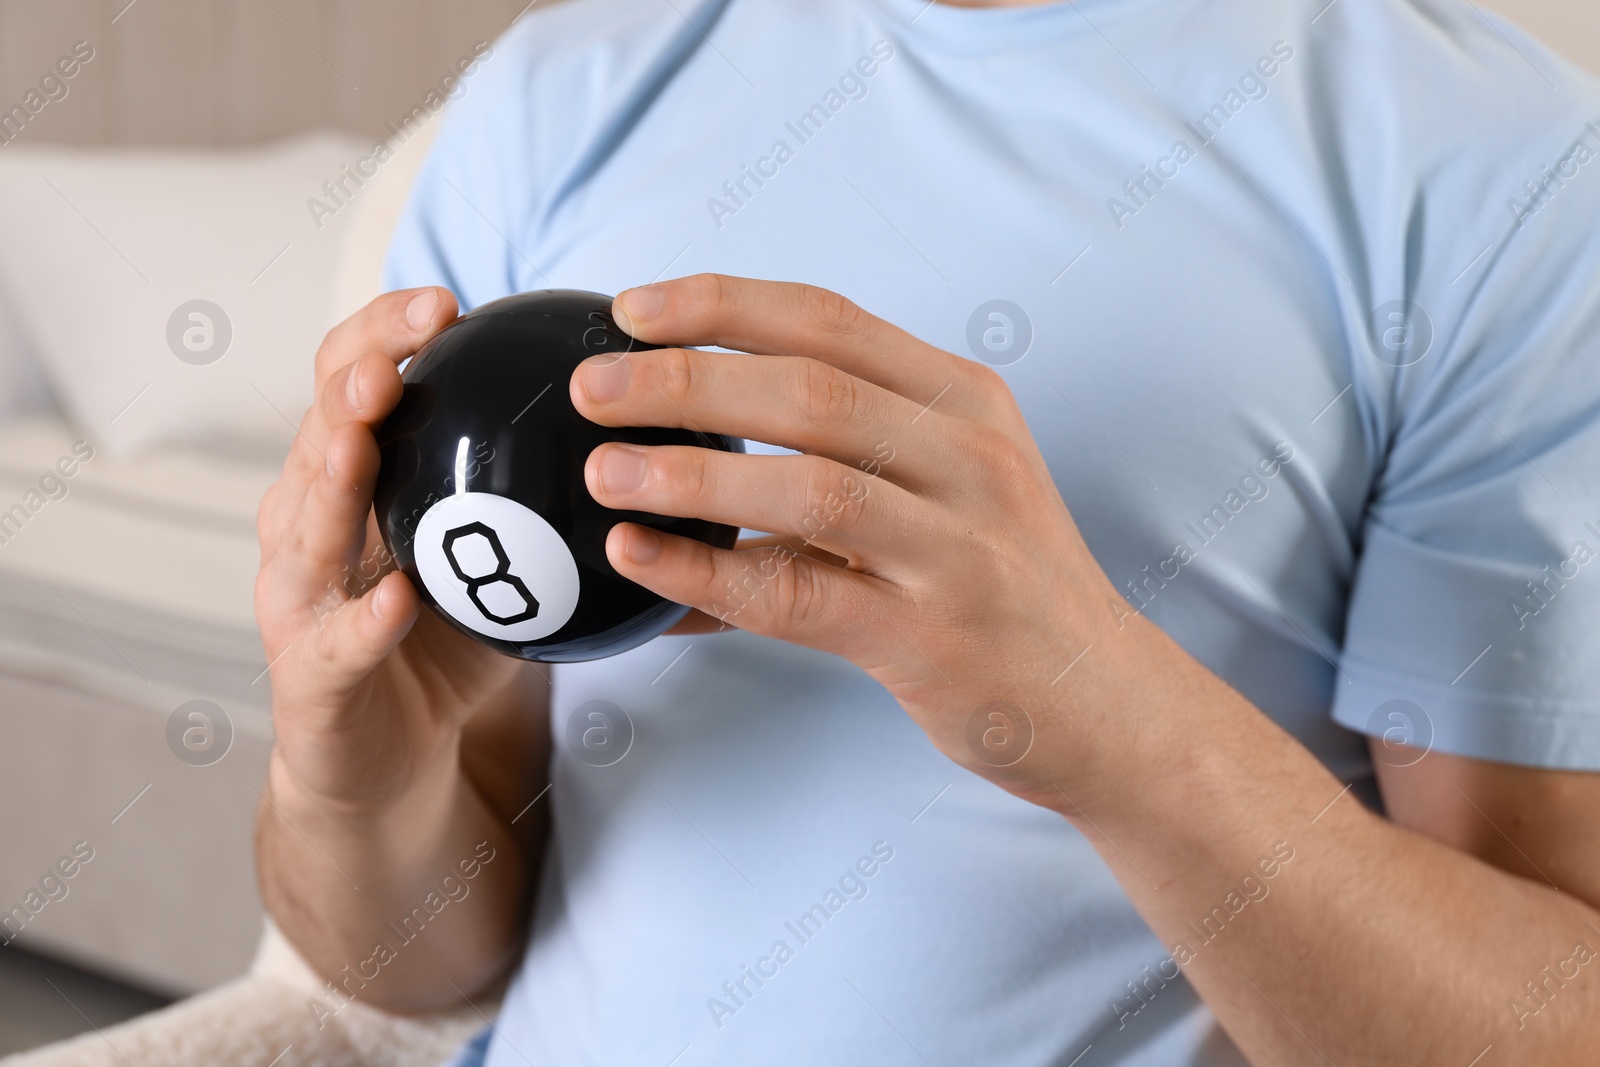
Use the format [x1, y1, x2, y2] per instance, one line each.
[1480, 0, 1600, 73]
[1, 0, 1596, 150]
[0, 0, 534, 145]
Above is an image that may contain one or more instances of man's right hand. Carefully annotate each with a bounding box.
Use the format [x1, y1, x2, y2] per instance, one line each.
[253, 288, 550, 1013]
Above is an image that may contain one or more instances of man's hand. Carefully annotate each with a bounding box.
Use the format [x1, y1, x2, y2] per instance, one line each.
[255, 287, 549, 1013]
[256, 287, 535, 808]
[572, 274, 1141, 808]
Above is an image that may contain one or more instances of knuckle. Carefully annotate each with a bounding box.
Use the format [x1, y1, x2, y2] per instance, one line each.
[677, 446, 719, 505]
[796, 359, 863, 427]
[776, 557, 830, 632]
[253, 567, 283, 632]
[288, 441, 322, 487]
[973, 426, 1035, 488]
[654, 347, 700, 406]
[257, 484, 282, 545]
[687, 538, 723, 600]
[800, 285, 866, 338]
[960, 358, 998, 396]
[963, 359, 1013, 407]
[312, 325, 342, 381]
[681, 273, 729, 316]
[312, 313, 367, 382]
[295, 404, 322, 447]
[283, 519, 310, 561]
[254, 562, 307, 642]
[798, 458, 868, 538]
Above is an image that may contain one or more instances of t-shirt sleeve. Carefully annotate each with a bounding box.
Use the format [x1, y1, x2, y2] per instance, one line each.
[1331, 130, 1600, 771]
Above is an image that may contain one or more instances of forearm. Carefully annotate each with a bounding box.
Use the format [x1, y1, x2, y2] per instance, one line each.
[1058, 622, 1600, 1064]
[255, 738, 536, 1016]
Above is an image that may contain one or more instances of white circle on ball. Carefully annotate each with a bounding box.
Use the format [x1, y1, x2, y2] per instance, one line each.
[413, 492, 581, 642]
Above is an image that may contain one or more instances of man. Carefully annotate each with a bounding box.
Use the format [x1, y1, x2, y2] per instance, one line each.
[254, 0, 1600, 1062]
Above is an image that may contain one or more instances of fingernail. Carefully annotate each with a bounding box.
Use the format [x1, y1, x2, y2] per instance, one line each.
[580, 354, 630, 403]
[614, 285, 665, 333]
[344, 361, 363, 412]
[625, 525, 661, 564]
[406, 290, 439, 332]
[599, 445, 648, 494]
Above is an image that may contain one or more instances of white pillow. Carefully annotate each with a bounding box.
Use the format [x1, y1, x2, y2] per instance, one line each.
[327, 118, 441, 330]
[0, 284, 54, 422]
[0, 131, 369, 455]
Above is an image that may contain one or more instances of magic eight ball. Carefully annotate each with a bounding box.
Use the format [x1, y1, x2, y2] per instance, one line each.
[372, 289, 744, 662]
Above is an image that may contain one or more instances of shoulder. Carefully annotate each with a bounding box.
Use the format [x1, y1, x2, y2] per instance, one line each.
[1273, 0, 1600, 349]
[387, 0, 740, 302]
[1293, 0, 1600, 171]
[435, 0, 745, 198]
[470, 0, 738, 119]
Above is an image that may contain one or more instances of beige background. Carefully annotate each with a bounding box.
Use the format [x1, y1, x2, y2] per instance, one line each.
[0, 0, 534, 145]
[0, 0, 1596, 148]
[1486, 0, 1600, 72]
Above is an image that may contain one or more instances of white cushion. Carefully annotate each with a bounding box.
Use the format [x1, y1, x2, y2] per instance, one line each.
[0, 282, 54, 422]
[328, 118, 441, 327]
[0, 132, 369, 456]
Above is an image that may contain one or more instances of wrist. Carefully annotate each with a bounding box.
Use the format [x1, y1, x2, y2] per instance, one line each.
[264, 729, 464, 830]
[997, 605, 1152, 814]
[1030, 611, 1354, 860]
[1020, 607, 1248, 825]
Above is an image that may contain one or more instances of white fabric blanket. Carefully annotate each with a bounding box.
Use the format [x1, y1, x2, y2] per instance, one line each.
[0, 920, 495, 1067]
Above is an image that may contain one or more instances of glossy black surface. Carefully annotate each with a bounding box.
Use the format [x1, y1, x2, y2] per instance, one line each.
[373, 289, 743, 662]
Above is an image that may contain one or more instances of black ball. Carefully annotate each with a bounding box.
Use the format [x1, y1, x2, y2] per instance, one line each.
[372, 289, 743, 662]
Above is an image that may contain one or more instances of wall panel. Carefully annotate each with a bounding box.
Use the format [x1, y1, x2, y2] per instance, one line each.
[328, 0, 428, 137]
[216, 0, 336, 145]
[0, 0, 546, 147]
[103, 0, 223, 144]
[0, 0, 113, 147]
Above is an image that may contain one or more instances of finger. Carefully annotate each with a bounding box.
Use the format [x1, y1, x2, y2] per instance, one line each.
[279, 350, 404, 510]
[283, 288, 459, 490]
[663, 535, 847, 635]
[314, 286, 459, 384]
[605, 523, 893, 657]
[257, 479, 295, 562]
[274, 421, 382, 577]
[608, 274, 1004, 421]
[571, 347, 954, 490]
[585, 445, 935, 566]
[303, 570, 420, 695]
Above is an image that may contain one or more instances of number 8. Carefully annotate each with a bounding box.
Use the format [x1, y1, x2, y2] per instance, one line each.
[441, 522, 541, 625]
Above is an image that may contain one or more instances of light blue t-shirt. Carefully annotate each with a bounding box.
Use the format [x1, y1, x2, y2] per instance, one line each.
[384, 0, 1600, 1062]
